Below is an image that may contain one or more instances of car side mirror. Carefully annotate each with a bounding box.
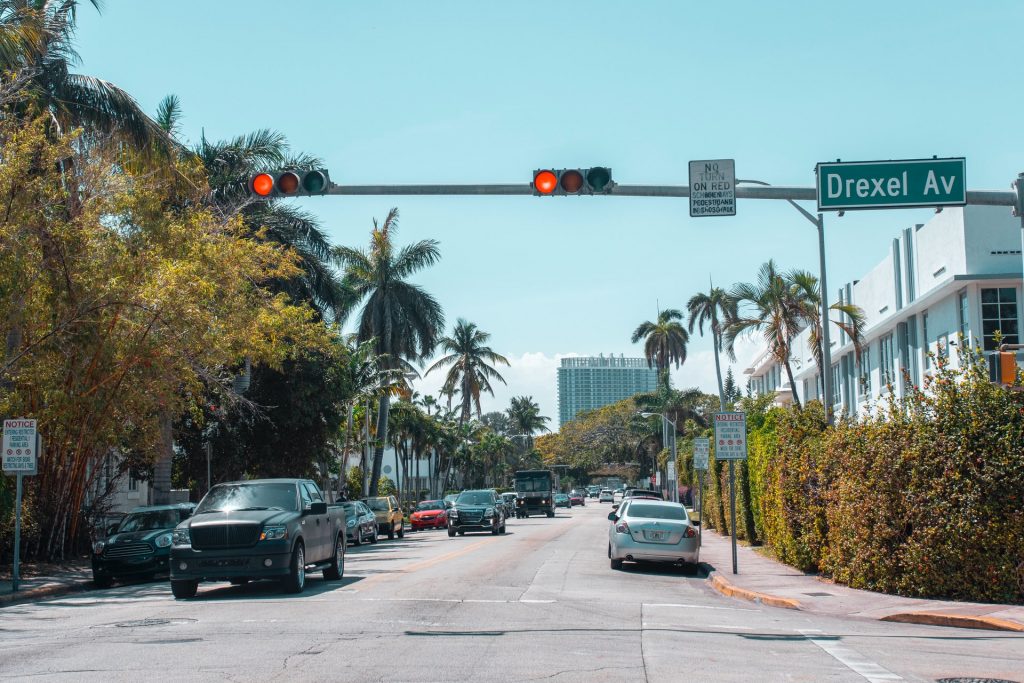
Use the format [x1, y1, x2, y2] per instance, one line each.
[607, 512, 617, 521]
[106, 524, 119, 536]
[307, 501, 327, 515]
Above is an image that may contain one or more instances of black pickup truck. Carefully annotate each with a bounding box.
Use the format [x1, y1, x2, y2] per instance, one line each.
[169, 478, 346, 598]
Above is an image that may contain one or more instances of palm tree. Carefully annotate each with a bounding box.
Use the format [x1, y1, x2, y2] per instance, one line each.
[334, 208, 444, 496]
[426, 319, 509, 424]
[787, 269, 867, 406]
[1, 0, 167, 148]
[724, 260, 804, 408]
[506, 395, 550, 448]
[631, 309, 690, 390]
[687, 285, 736, 409]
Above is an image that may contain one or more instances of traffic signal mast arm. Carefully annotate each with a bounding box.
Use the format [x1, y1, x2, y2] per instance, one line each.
[320, 181, 1018, 206]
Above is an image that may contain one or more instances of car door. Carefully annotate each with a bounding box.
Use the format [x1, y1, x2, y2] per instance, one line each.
[300, 482, 327, 561]
[388, 496, 402, 531]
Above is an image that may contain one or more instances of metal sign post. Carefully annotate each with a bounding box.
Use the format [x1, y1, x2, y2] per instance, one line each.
[3, 418, 39, 593]
[693, 438, 710, 547]
[714, 412, 747, 574]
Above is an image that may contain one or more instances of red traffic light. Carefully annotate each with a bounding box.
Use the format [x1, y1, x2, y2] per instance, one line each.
[534, 170, 557, 195]
[252, 173, 274, 197]
[277, 171, 300, 194]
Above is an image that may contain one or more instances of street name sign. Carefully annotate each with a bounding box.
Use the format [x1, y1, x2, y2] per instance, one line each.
[3, 419, 37, 474]
[713, 412, 747, 461]
[689, 159, 736, 217]
[693, 438, 710, 470]
[816, 158, 966, 211]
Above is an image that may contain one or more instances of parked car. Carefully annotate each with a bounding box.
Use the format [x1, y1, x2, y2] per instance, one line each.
[569, 491, 586, 506]
[447, 489, 506, 536]
[409, 500, 448, 531]
[554, 493, 571, 508]
[614, 488, 664, 511]
[500, 491, 518, 514]
[364, 495, 405, 539]
[340, 501, 377, 545]
[170, 479, 346, 598]
[91, 503, 195, 588]
[443, 493, 459, 507]
[599, 489, 614, 503]
[607, 499, 699, 572]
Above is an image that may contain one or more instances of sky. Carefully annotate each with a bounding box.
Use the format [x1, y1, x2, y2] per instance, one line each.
[74, 1, 1024, 424]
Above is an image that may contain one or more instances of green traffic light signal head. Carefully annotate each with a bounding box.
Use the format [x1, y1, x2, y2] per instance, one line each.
[586, 167, 612, 192]
[302, 170, 328, 194]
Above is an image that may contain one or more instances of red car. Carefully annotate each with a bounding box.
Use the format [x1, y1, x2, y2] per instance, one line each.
[409, 500, 448, 531]
[569, 492, 586, 506]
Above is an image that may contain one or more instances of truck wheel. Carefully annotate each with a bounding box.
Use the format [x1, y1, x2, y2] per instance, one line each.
[171, 579, 198, 599]
[546, 511, 555, 518]
[500, 521, 507, 534]
[397, 522, 405, 539]
[447, 526, 456, 537]
[491, 521, 500, 535]
[610, 558, 623, 570]
[323, 535, 345, 581]
[283, 542, 306, 594]
[93, 572, 113, 589]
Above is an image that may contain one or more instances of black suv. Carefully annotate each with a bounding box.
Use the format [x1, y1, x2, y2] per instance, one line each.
[91, 503, 195, 587]
[447, 490, 506, 536]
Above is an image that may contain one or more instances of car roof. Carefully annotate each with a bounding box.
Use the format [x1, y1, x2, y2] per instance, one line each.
[127, 503, 195, 513]
[622, 499, 684, 509]
[460, 489, 495, 495]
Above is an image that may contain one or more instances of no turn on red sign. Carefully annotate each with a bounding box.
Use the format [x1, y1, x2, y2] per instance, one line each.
[713, 412, 747, 461]
[3, 419, 38, 474]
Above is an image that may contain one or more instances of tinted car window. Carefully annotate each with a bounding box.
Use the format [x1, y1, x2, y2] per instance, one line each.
[626, 504, 688, 520]
[416, 500, 444, 511]
[456, 491, 494, 506]
[196, 483, 298, 513]
[118, 510, 179, 532]
[365, 498, 390, 511]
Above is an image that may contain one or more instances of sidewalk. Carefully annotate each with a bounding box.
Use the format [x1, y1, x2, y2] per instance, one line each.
[698, 528, 1024, 632]
[0, 560, 94, 607]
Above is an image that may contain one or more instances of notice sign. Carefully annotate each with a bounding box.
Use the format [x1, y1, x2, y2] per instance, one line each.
[689, 159, 736, 217]
[713, 412, 747, 461]
[3, 419, 37, 474]
[693, 438, 710, 470]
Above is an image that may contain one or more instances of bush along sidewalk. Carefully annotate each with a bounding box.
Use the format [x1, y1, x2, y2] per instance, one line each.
[702, 346, 1024, 604]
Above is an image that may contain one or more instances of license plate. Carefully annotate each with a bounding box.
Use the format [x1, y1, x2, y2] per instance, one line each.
[644, 531, 668, 541]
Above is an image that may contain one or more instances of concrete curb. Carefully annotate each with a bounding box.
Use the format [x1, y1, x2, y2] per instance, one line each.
[0, 580, 92, 607]
[880, 612, 1024, 632]
[708, 572, 801, 610]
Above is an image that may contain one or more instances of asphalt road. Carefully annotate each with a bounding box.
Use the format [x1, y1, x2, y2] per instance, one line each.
[1, 502, 1022, 682]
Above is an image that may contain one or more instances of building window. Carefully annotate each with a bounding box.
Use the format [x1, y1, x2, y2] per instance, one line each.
[958, 289, 969, 343]
[879, 333, 895, 386]
[981, 287, 1019, 351]
[831, 364, 841, 405]
[922, 311, 930, 369]
[858, 348, 872, 399]
[128, 475, 139, 492]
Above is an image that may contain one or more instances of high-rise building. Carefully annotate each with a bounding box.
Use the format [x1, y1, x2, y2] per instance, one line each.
[557, 355, 659, 426]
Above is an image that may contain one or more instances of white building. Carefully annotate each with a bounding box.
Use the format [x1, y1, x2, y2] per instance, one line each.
[745, 205, 1022, 416]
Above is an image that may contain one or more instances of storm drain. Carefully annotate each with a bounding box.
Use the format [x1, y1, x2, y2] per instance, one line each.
[95, 618, 197, 628]
[802, 592, 834, 597]
[936, 678, 1020, 683]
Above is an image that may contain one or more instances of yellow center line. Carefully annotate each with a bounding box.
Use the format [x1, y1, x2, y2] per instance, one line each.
[349, 537, 498, 592]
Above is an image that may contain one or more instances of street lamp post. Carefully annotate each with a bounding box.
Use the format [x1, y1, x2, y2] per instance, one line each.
[640, 412, 677, 502]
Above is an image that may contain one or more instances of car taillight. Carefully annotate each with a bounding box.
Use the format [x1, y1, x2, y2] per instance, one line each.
[615, 521, 630, 534]
[684, 527, 697, 538]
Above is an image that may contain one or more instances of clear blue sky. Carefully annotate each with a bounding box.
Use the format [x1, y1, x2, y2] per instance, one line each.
[76, 1, 1024, 422]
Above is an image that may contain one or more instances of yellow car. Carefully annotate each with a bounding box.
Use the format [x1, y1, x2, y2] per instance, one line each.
[363, 495, 405, 539]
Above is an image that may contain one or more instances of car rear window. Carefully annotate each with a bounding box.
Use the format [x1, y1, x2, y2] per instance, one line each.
[416, 500, 444, 511]
[626, 504, 688, 521]
[365, 498, 390, 511]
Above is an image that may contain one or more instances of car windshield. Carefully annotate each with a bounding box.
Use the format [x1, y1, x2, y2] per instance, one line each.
[515, 474, 550, 492]
[625, 504, 688, 521]
[416, 500, 444, 511]
[340, 502, 358, 515]
[195, 483, 297, 514]
[117, 510, 179, 533]
[555, 494, 568, 500]
[365, 498, 390, 511]
[456, 491, 494, 506]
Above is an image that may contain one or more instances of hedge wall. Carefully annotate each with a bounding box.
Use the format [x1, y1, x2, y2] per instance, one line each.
[701, 350, 1024, 603]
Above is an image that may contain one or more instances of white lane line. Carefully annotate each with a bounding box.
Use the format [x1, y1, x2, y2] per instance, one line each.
[519, 599, 556, 604]
[644, 602, 759, 612]
[798, 629, 903, 682]
[357, 597, 557, 604]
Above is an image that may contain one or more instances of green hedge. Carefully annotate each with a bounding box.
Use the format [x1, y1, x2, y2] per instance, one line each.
[731, 350, 1024, 603]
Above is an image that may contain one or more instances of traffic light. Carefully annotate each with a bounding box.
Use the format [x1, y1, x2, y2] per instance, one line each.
[532, 167, 614, 196]
[248, 169, 331, 198]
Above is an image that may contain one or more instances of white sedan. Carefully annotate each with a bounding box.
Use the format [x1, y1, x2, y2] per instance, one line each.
[598, 489, 614, 503]
[607, 499, 699, 571]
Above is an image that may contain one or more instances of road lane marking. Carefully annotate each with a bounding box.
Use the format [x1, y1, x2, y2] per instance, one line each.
[357, 597, 557, 604]
[348, 537, 498, 592]
[644, 602, 759, 612]
[798, 629, 903, 682]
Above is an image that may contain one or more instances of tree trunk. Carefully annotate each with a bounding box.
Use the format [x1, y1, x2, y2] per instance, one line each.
[783, 356, 802, 410]
[369, 393, 390, 496]
[712, 319, 726, 410]
[339, 403, 354, 498]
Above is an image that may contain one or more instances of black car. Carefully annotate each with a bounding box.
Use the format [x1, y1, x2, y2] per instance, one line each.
[91, 503, 195, 588]
[447, 489, 506, 536]
[340, 500, 378, 545]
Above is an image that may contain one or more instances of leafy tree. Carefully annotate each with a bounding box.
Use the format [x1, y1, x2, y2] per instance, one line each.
[506, 395, 550, 448]
[724, 260, 804, 408]
[426, 319, 509, 424]
[335, 209, 444, 496]
[687, 286, 736, 408]
[723, 367, 740, 405]
[480, 411, 512, 435]
[631, 309, 689, 390]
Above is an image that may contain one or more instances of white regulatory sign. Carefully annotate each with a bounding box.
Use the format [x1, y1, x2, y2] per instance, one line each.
[713, 412, 747, 461]
[693, 438, 710, 470]
[3, 418, 38, 474]
[689, 159, 736, 217]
